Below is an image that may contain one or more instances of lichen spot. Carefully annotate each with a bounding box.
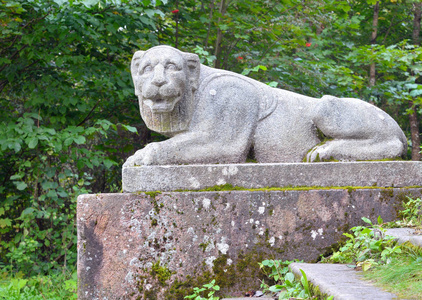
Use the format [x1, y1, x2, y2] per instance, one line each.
[269, 236, 275, 247]
[189, 177, 200, 189]
[258, 206, 265, 214]
[311, 228, 324, 240]
[205, 256, 216, 268]
[216, 237, 229, 254]
[216, 178, 226, 185]
[202, 198, 211, 210]
[222, 165, 238, 176]
[210, 89, 217, 95]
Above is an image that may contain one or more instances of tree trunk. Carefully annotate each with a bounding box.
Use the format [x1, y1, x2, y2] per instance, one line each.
[413, 2, 421, 45]
[409, 105, 420, 161]
[214, 0, 227, 69]
[369, 1, 379, 88]
[203, 0, 215, 49]
[175, 0, 179, 49]
[410, 2, 422, 161]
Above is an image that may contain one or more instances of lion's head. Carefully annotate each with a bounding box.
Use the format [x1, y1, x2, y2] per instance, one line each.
[131, 46, 200, 136]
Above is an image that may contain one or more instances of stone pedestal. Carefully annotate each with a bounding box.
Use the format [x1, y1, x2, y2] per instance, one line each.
[123, 161, 422, 192]
[78, 162, 422, 299]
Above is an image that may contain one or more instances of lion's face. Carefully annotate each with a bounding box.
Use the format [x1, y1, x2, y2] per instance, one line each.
[131, 46, 200, 136]
[136, 48, 186, 113]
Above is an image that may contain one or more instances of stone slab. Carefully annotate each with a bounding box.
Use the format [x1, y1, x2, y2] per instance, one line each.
[386, 228, 422, 247]
[122, 161, 422, 192]
[289, 263, 398, 300]
[77, 188, 421, 299]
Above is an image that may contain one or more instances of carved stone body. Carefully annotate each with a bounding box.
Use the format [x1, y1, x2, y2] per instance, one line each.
[123, 45, 407, 166]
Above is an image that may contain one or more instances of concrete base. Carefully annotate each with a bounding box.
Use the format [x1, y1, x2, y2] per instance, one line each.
[289, 263, 398, 299]
[122, 161, 422, 192]
[386, 228, 422, 247]
[77, 187, 422, 299]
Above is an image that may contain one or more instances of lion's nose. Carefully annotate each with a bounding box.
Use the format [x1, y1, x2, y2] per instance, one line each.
[151, 64, 167, 86]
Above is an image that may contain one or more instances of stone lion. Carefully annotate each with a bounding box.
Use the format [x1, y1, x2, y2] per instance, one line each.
[123, 45, 407, 166]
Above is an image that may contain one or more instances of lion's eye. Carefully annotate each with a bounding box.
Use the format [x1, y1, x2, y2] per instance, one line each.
[166, 63, 177, 71]
[142, 65, 153, 74]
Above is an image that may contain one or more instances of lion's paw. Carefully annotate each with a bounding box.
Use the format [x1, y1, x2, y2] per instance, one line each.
[306, 142, 335, 162]
[122, 143, 161, 167]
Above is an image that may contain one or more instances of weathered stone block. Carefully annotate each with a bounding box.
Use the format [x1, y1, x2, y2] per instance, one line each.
[77, 187, 422, 299]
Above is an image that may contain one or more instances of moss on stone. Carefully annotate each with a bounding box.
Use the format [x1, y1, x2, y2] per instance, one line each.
[144, 191, 162, 198]
[162, 249, 273, 299]
[150, 261, 173, 286]
[173, 184, 422, 194]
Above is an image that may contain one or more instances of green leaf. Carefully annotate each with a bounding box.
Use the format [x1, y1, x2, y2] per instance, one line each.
[64, 137, 74, 147]
[300, 269, 310, 295]
[121, 124, 138, 133]
[47, 190, 58, 198]
[73, 136, 86, 145]
[410, 89, 422, 97]
[10, 173, 24, 180]
[0, 218, 12, 228]
[377, 216, 383, 225]
[11, 141, 21, 153]
[103, 159, 115, 169]
[21, 207, 35, 216]
[361, 217, 372, 225]
[27, 137, 39, 149]
[15, 181, 27, 190]
[285, 272, 295, 282]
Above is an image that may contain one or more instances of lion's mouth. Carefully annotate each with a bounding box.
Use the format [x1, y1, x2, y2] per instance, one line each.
[144, 94, 181, 113]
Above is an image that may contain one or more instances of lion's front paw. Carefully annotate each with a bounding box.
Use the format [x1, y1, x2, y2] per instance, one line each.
[122, 143, 161, 167]
[306, 142, 334, 162]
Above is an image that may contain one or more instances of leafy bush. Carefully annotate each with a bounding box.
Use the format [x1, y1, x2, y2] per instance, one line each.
[326, 216, 401, 270]
[258, 259, 320, 300]
[184, 279, 220, 300]
[398, 196, 422, 227]
[0, 0, 159, 275]
[0, 269, 77, 300]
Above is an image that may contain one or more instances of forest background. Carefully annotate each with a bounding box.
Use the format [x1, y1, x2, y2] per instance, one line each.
[1, 0, 422, 292]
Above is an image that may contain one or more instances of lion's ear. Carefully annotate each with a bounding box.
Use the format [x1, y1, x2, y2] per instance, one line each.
[131, 50, 145, 96]
[183, 52, 200, 91]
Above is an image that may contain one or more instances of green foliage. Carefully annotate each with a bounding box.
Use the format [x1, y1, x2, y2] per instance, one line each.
[258, 260, 316, 299]
[0, 269, 77, 299]
[326, 216, 402, 270]
[184, 279, 220, 300]
[193, 45, 216, 66]
[0, 0, 161, 275]
[398, 196, 422, 227]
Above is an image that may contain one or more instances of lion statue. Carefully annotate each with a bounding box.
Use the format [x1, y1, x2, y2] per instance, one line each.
[123, 45, 407, 167]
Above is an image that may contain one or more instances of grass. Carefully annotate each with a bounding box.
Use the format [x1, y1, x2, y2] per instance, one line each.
[362, 244, 422, 299]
